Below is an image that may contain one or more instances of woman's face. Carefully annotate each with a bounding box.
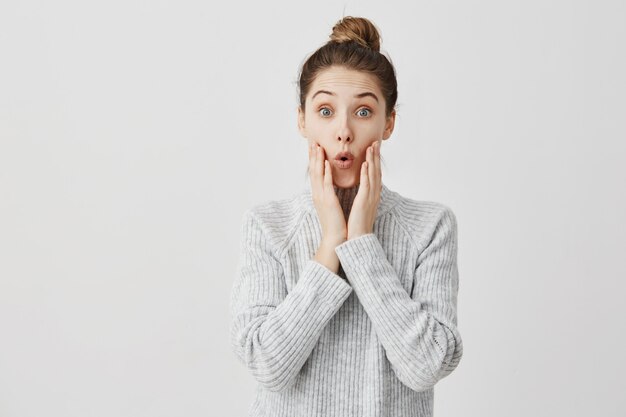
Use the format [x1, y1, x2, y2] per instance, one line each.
[298, 65, 395, 188]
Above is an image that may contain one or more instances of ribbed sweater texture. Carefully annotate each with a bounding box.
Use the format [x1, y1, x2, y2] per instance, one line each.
[229, 180, 463, 417]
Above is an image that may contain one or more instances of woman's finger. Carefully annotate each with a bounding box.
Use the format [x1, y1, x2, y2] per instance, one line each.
[314, 144, 322, 192]
[367, 144, 376, 195]
[310, 143, 322, 198]
[361, 160, 368, 192]
[324, 160, 333, 192]
[321, 146, 329, 194]
[373, 142, 380, 181]
[315, 145, 322, 181]
[308, 142, 316, 191]
[375, 142, 381, 190]
[308, 142, 313, 173]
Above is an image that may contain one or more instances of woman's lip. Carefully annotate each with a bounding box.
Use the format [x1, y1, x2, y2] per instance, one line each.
[333, 159, 354, 169]
[335, 151, 355, 160]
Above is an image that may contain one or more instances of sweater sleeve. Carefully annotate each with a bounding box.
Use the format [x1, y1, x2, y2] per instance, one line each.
[334, 206, 463, 393]
[229, 209, 353, 393]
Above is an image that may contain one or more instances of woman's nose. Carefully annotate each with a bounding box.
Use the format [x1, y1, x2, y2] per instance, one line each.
[336, 116, 353, 142]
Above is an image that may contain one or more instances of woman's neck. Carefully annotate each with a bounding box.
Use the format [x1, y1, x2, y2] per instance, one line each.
[333, 182, 360, 221]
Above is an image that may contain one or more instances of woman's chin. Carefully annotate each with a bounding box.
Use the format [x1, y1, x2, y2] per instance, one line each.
[333, 173, 359, 189]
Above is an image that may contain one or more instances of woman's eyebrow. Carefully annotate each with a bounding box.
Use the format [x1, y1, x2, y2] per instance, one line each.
[355, 92, 379, 102]
[311, 90, 379, 102]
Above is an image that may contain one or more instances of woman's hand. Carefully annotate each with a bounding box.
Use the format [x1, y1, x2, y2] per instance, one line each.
[308, 142, 347, 247]
[347, 141, 382, 240]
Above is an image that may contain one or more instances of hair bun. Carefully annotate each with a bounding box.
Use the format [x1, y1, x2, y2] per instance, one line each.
[329, 16, 381, 52]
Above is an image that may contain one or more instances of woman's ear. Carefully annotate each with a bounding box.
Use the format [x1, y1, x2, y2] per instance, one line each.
[297, 106, 306, 137]
[382, 110, 396, 140]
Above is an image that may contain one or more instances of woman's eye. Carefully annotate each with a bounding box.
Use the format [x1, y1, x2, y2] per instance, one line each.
[357, 108, 371, 117]
[319, 108, 332, 117]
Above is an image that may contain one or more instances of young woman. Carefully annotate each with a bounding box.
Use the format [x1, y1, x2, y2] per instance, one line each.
[229, 16, 463, 417]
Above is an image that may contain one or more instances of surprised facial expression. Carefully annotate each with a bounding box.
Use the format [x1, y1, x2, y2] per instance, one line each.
[298, 65, 395, 188]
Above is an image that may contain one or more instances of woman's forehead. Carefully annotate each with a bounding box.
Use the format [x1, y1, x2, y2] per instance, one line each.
[310, 67, 381, 96]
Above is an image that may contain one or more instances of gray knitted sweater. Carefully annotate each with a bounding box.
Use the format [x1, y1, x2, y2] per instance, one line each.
[229, 180, 463, 417]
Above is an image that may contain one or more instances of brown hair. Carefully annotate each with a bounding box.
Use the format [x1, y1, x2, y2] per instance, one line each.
[297, 16, 398, 118]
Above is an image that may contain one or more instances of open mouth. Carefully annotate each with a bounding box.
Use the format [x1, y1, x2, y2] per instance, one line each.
[334, 158, 354, 169]
[335, 151, 355, 161]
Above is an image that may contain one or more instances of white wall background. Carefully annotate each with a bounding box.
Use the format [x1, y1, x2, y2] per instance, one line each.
[1, 0, 624, 416]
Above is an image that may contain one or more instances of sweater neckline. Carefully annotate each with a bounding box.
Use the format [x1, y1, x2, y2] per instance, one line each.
[300, 180, 398, 219]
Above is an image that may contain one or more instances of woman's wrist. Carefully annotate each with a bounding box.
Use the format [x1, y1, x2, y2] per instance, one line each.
[321, 236, 346, 248]
[314, 240, 342, 275]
